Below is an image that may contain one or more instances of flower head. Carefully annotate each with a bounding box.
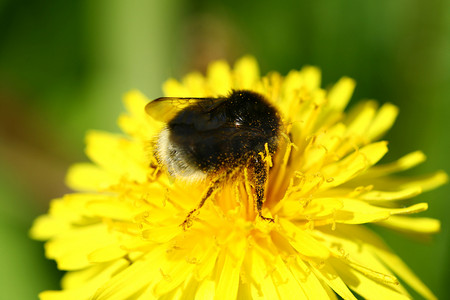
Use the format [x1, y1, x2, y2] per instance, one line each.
[31, 56, 447, 300]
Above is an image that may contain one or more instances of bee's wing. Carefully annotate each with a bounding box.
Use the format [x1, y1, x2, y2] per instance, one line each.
[145, 96, 228, 122]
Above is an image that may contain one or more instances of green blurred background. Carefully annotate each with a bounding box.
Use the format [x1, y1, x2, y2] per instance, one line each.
[0, 0, 449, 299]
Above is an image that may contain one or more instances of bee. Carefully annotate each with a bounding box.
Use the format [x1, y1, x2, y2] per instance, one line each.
[145, 90, 282, 229]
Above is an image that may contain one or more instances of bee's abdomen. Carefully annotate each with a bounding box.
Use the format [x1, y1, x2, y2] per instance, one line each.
[169, 125, 278, 173]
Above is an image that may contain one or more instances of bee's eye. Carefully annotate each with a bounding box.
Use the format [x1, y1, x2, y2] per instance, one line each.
[235, 116, 245, 126]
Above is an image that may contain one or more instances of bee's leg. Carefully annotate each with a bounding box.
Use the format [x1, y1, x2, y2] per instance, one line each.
[181, 176, 223, 230]
[253, 156, 274, 223]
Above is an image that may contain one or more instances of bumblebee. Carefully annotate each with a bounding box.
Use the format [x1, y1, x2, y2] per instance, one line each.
[145, 90, 281, 228]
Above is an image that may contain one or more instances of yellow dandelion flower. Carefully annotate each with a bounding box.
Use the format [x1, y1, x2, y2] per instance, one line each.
[31, 56, 447, 300]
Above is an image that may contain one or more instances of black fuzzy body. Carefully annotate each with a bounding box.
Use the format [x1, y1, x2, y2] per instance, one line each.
[167, 90, 281, 174]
